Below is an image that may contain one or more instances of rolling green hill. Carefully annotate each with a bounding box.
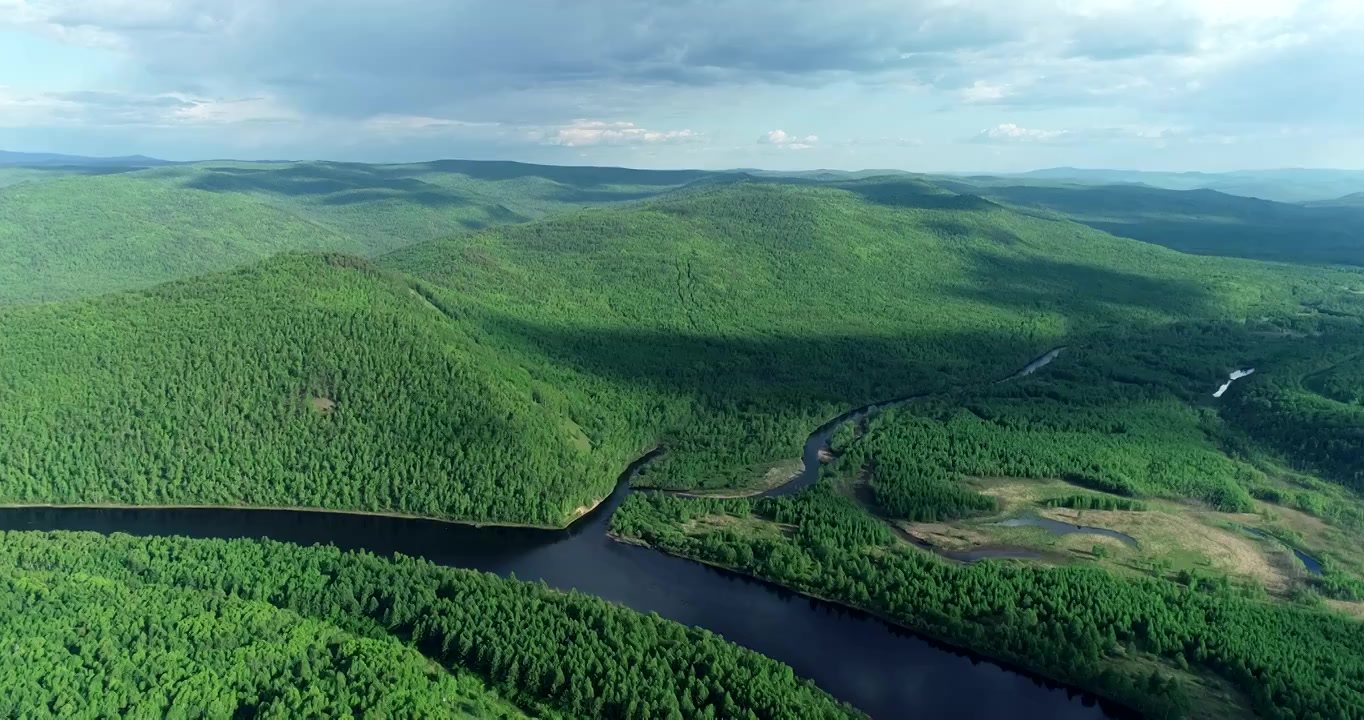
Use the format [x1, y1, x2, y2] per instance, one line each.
[388, 178, 1362, 494]
[3, 177, 1361, 525]
[936, 177, 1364, 267]
[0, 160, 711, 304]
[6, 168, 1364, 718]
[0, 253, 622, 525]
[1006, 167, 1364, 203]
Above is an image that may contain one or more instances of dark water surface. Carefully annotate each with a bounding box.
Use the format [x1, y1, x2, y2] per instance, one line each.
[0, 354, 1129, 719]
[0, 476, 1124, 719]
[1243, 526, 1323, 576]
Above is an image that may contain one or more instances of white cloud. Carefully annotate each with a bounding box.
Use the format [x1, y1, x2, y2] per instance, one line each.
[969, 123, 1197, 145]
[960, 81, 1010, 104]
[972, 124, 1071, 144]
[760, 129, 819, 150]
[537, 119, 698, 147]
[2, 1, 1362, 167]
[0, 87, 296, 127]
[363, 114, 500, 132]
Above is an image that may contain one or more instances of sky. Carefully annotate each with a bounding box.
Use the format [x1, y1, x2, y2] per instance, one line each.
[1, 0, 1362, 172]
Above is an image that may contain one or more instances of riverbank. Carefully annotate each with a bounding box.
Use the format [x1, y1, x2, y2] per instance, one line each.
[607, 532, 1148, 719]
[0, 501, 590, 531]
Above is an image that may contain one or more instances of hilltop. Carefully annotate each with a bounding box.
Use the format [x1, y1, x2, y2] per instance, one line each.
[0, 159, 712, 304]
[1309, 191, 1364, 208]
[1005, 167, 1364, 203]
[937, 176, 1364, 266]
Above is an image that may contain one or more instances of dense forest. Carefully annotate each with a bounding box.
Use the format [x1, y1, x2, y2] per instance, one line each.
[4, 164, 1364, 717]
[0, 254, 622, 526]
[4, 177, 1363, 527]
[610, 297, 1364, 718]
[0, 531, 855, 720]
[613, 487, 1364, 719]
[387, 178, 1364, 496]
[0, 160, 703, 304]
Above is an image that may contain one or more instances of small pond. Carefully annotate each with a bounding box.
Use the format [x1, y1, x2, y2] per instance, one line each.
[994, 515, 1139, 548]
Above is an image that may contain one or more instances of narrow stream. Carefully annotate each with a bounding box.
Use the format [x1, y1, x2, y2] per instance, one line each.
[1243, 526, 1323, 576]
[995, 515, 1139, 548]
[0, 347, 1124, 719]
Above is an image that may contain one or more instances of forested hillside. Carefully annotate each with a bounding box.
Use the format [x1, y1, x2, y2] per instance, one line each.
[937, 177, 1364, 267]
[0, 531, 853, 719]
[388, 178, 1363, 493]
[1005, 167, 1364, 203]
[0, 160, 708, 304]
[0, 254, 619, 526]
[4, 177, 1361, 525]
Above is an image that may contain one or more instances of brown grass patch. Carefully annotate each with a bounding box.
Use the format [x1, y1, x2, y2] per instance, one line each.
[1044, 507, 1294, 592]
[899, 522, 991, 550]
[677, 459, 804, 498]
[1326, 599, 1364, 620]
[308, 397, 336, 413]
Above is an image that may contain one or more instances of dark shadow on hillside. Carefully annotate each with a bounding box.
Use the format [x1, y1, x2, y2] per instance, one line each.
[412, 160, 714, 187]
[923, 219, 1022, 246]
[451, 253, 1215, 410]
[946, 251, 1217, 325]
[314, 189, 473, 207]
[833, 179, 1000, 212]
[181, 161, 713, 209]
[183, 164, 475, 208]
[477, 317, 1054, 410]
[941, 182, 1364, 267]
[728, 174, 1003, 213]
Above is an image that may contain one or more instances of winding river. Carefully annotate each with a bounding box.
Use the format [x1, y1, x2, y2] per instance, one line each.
[0, 348, 1127, 720]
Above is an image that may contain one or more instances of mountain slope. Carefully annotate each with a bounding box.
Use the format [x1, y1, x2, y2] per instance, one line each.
[0, 254, 615, 525]
[0, 160, 715, 304]
[386, 177, 1362, 492]
[5, 177, 1361, 519]
[0, 175, 369, 303]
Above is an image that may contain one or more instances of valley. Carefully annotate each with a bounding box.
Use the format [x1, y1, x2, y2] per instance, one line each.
[1, 159, 1362, 718]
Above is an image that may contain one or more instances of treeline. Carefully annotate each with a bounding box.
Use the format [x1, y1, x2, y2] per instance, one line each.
[1044, 495, 1148, 512]
[0, 531, 858, 720]
[0, 560, 524, 718]
[614, 491, 1364, 719]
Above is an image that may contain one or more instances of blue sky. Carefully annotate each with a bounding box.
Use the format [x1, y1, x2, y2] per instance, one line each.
[2, 0, 1362, 171]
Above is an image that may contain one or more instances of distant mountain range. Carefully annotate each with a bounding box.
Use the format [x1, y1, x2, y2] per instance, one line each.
[991, 167, 1364, 203]
[0, 150, 172, 167]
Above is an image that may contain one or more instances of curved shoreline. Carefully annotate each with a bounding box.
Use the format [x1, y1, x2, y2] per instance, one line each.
[610, 533, 1138, 719]
[0, 447, 666, 534]
[0, 502, 574, 530]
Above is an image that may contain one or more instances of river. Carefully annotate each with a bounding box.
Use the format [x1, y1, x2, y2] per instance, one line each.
[0, 347, 1128, 720]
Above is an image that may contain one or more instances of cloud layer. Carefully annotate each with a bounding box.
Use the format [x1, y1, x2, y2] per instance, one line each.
[1, 0, 1361, 169]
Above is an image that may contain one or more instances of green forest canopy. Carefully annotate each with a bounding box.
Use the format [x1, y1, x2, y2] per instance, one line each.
[0, 530, 853, 720]
[3, 178, 1364, 525]
[0, 160, 707, 304]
